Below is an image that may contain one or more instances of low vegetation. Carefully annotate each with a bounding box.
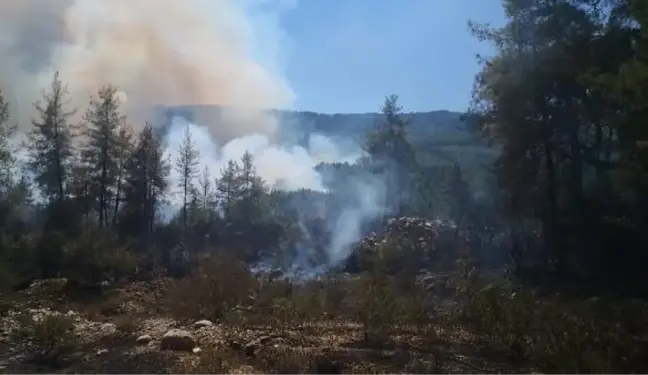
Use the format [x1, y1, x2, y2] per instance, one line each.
[10, 312, 79, 368]
[3, 254, 647, 373]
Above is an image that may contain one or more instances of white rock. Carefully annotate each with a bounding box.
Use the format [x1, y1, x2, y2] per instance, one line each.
[160, 329, 195, 351]
[193, 319, 214, 329]
[136, 334, 153, 345]
[192, 347, 202, 354]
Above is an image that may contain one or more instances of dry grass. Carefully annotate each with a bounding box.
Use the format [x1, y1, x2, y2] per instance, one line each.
[10, 312, 79, 368]
[3, 257, 648, 373]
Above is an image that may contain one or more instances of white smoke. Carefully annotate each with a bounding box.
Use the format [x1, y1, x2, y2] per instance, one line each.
[327, 177, 385, 264]
[164, 117, 363, 195]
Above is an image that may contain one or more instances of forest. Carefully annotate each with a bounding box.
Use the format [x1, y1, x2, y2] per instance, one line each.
[1, 0, 648, 373]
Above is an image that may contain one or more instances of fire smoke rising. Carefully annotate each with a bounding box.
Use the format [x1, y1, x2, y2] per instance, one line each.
[0, 0, 390, 267]
[0, 0, 294, 141]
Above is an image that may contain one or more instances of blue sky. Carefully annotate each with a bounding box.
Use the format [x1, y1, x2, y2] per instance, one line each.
[273, 0, 506, 114]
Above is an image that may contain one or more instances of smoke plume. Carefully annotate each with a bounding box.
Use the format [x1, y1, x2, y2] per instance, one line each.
[0, 0, 294, 142]
[164, 118, 366, 193]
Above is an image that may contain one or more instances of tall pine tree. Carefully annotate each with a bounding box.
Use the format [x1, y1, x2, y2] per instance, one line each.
[174, 124, 200, 250]
[81, 85, 124, 228]
[28, 72, 76, 203]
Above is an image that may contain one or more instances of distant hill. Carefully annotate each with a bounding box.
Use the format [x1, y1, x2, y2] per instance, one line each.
[158, 105, 476, 143]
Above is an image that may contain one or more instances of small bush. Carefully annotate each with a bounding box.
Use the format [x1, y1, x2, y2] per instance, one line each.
[0, 297, 12, 317]
[0, 260, 18, 293]
[114, 315, 138, 335]
[178, 347, 239, 373]
[354, 265, 398, 348]
[11, 312, 79, 367]
[255, 346, 315, 374]
[62, 229, 140, 286]
[164, 253, 257, 321]
[98, 296, 128, 316]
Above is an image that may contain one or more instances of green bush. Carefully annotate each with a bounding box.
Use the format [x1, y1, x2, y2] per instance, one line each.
[62, 229, 139, 286]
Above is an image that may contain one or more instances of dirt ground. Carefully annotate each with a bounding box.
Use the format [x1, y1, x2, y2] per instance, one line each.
[0, 278, 528, 374]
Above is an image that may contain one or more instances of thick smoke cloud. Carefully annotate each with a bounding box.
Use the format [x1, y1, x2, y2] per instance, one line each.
[0, 0, 294, 142]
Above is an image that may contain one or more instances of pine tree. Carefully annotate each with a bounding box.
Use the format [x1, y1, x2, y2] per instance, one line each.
[198, 166, 214, 212]
[112, 123, 134, 226]
[28, 72, 76, 203]
[174, 124, 200, 245]
[0, 88, 17, 193]
[122, 123, 169, 244]
[0, 88, 26, 234]
[216, 159, 241, 222]
[237, 151, 265, 221]
[364, 94, 417, 218]
[81, 85, 124, 228]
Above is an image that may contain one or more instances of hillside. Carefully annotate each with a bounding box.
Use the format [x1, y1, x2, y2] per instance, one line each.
[156, 105, 496, 166]
[158, 105, 470, 140]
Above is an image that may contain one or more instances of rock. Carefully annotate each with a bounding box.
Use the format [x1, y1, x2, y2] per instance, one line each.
[242, 335, 284, 357]
[96, 348, 109, 355]
[160, 329, 195, 351]
[346, 216, 472, 273]
[193, 319, 214, 329]
[136, 334, 153, 345]
[101, 322, 116, 331]
[192, 347, 202, 354]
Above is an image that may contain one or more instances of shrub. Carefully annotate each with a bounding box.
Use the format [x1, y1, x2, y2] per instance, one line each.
[0, 297, 12, 317]
[177, 347, 239, 373]
[114, 315, 138, 335]
[354, 263, 398, 348]
[254, 346, 316, 374]
[164, 253, 257, 321]
[62, 229, 139, 286]
[11, 312, 79, 367]
[0, 260, 17, 293]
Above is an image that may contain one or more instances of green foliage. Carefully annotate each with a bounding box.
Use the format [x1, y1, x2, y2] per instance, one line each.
[81, 84, 126, 228]
[62, 229, 138, 285]
[364, 94, 418, 216]
[468, 0, 648, 293]
[28, 71, 76, 203]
